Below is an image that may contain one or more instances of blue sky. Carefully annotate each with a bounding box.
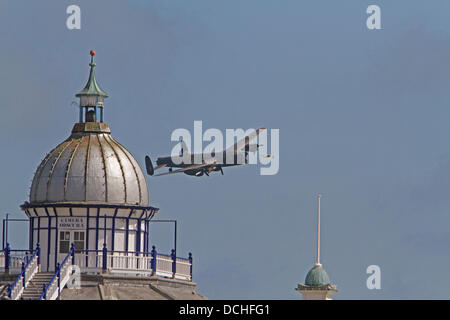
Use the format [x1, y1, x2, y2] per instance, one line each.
[1, 0, 450, 299]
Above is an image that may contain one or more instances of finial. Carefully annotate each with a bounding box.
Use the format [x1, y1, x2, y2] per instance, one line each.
[89, 50, 96, 67]
[76, 50, 108, 117]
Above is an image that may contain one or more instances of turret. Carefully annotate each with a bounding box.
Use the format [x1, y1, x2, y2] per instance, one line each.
[75, 50, 108, 123]
[296, 195, 338, 300]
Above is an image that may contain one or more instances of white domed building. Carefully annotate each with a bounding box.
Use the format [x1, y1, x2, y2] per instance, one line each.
[0, 51, 204, 300]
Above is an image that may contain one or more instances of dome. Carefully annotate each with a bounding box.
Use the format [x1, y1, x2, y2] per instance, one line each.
[29, 122, 149, 206]
[304, 264, 331, 287]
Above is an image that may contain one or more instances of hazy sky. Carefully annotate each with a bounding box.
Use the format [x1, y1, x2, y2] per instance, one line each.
[1, 0, 450, 299]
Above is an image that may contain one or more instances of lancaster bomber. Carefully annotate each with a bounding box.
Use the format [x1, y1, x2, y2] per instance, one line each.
[145, 128, 267, 177]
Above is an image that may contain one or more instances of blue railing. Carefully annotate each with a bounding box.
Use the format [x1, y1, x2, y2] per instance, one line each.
[7, 244, 40, 300]
[73, 245, 193, 281]
[40, 244, 75, 300]
[0, 244, 35, 272]
[3, 244, 193, 299]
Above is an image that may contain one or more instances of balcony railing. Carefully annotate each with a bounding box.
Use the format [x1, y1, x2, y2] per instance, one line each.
[73, 245, 192, 281]
[0, 244, 33, 273]
[1, 244, 193, 282]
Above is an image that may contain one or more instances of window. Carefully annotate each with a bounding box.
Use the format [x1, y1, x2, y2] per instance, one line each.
[59, 231, 70, 254]
[74, 231, 85, 251]
[59, 231, 85, 253]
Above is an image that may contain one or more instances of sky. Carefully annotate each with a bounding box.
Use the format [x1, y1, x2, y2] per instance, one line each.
[1, 0, 450, 299]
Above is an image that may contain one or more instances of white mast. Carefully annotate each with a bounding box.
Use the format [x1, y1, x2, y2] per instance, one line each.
[316, 194, 321, 266]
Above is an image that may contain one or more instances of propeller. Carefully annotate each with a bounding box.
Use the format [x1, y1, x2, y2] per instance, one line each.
[220, 167, 224, 175]
[145, 156, 154, 176]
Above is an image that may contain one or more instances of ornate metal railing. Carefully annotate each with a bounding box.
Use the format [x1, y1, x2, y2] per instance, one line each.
[0, 244, 34, 273]
[155, 253, 173, 278]
[174, 256, 192, 281]
[2, 243, 192, 300]
[40, 244, 74, 300]
[9, 251, 33, 272]
[7, 244, 40, 300]
[73, 245, 192, 281]
[106, 253, 151, 271]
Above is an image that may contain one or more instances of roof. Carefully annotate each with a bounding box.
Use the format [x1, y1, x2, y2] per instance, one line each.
[75, 53, 108, 98]
[29, 123, 149, 206]
[304, 264, 331, 287]
[59, 275, 207, 300]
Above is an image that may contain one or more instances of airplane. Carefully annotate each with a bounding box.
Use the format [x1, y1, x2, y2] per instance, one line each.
[145, 128, 267, 177]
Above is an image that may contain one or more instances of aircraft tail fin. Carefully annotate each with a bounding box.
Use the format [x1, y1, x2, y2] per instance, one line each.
[226, 128, 266, 154]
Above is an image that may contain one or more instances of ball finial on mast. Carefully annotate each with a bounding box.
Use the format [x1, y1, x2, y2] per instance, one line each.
[89, 50, 96, 67]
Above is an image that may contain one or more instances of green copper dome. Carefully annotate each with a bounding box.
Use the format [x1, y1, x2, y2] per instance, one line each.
[305, 264, 331, 286]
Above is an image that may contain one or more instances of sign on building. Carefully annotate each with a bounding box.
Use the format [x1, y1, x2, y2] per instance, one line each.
[58, 217, 86, 230]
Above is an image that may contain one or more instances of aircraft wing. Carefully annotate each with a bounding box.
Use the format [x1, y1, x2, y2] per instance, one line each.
[154, 163, 168, 171]
[225, 128, 266, 154]
[154, 163, 210, 176]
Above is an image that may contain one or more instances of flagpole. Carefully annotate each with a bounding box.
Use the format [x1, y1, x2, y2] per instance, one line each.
[316, 194, 321, 266]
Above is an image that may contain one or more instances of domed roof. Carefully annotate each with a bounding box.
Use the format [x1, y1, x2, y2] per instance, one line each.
[29, 122, 149, 206]
[305, 264, 331, 287]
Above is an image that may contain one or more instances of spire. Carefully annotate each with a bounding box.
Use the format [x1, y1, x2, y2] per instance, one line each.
[295, 195, 338, 300]
[75, 50, 108, 123]
[76, 50, 108, 101]
[316, 194, 321, 266]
